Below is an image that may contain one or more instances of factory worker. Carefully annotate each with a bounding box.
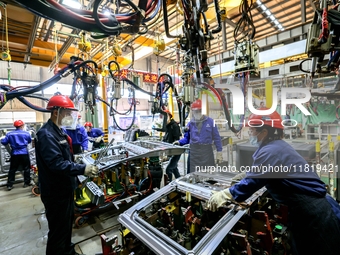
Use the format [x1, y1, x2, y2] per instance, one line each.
[207, 108, 340, 255]
[35, 94, 98, 255]
[162, 109, 182, 182]
[1, 120, 32, 190]
[84, 122, 104, 150]
[175, 99, 223, 173]
[63, 113, 89, 154]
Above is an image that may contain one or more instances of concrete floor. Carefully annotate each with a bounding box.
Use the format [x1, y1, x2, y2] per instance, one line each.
[0, 182, 115, 255]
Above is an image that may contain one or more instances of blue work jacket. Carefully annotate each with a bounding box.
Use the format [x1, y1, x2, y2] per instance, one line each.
[1, 129, 31, 155]
[230, 140, 327, 204]
[178, 116, 222, 151]
[35, 119, 86, 197]
[64, 124, 89, 150]
[87, 128, 104, 141]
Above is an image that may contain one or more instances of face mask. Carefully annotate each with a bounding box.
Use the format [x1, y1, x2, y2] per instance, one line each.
[192, 111, 202, 120]
[249, 132, 262, 147]
[61, 116, 74, 127]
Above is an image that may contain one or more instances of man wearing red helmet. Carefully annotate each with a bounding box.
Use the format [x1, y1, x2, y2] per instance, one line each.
[176, 99, 223, 173]
[207, 108, 340, 255]
[162, 109, 182, 182]
[84, 122, 104, 150]
[35, 95, 99, 255]
[1, 120, 32, 190]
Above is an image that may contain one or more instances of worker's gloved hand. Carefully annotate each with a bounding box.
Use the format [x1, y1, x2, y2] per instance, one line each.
[216, 151, 223, 164]
[95, 137, 103, 143]
[207, 188, 233, 212]
[84, 164, 99, 178]
[173, 141, 180, 146]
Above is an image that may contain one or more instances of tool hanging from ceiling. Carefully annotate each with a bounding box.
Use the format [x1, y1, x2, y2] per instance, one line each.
[0, 2, 11, 62]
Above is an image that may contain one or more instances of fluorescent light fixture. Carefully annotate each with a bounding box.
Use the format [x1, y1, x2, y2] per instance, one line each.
[274, 20, 279, 25]
[103, 9, 111, 16]
[269, 15, 275, 21]
[201, 93, 208, 115]
[62, 0, 81, 8]
[265, 10, 271, 16]
[256, 0, 262, 5]
[260, 4, 267, 11]
[278, 24, 283, 29]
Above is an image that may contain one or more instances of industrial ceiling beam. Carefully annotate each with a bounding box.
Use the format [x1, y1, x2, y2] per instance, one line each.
[24, 15, 41, 63]
[48, 0, 95, 71]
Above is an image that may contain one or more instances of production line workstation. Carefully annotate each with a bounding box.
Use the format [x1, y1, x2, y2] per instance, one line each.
[2, 0, 340, 254]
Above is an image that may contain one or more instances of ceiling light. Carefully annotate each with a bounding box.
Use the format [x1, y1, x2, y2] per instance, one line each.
[260, 4, 267, 11]
[103, 9, 111, 16]
[269, 15, 275, 21]
[62, 0, 81, 9]
[256, 0, 262, 5]
[265, 10, 271, 16]
[274, 20, 279, 25]
[278, 24, 283, 29]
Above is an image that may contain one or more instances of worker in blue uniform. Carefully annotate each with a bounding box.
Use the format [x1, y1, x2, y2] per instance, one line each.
[207, 108, 340, 255]
[63, 114, 89, 154]
[162, 109, 182, 182]
[175, 99, 223, 174]
[1, 120, 32, 190]
[35, 95, 99, 255]
[84, 122, 104, 150]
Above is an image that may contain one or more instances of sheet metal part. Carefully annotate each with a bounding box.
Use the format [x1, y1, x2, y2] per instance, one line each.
[118, 172, 268, 255]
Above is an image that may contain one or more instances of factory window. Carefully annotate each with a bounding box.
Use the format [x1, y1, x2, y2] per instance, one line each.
[269, 69, 279, 76]
[289, 65, 300, 72]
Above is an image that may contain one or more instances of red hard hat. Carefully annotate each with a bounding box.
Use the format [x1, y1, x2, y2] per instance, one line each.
[46, 95, 78, 111]
[14, 120, 24, 127]
[163, 109, 172, 117]
[191, 99, 202, 110]
[246, 108, 283, 130]
[84, 122, 93, 128]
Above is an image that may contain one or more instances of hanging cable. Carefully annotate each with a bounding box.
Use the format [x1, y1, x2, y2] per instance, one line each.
[233, 0, 255, 44]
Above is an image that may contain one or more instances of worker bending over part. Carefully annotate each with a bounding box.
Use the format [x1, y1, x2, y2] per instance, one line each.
[84, 122, 104, 150]
[207, 108, 340, 255]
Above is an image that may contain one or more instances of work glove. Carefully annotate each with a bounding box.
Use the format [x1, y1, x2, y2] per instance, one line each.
[84, 164, 99, 178]
[95, 136, 103, 143]
[207, 188, 233, 212]
[173, 141, 180, 146]
[216, 151, 223, 164]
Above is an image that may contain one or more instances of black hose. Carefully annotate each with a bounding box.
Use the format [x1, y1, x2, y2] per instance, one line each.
[162, 0, 179, 38]
[122, 77, 154, 96]
[299, 58, 312, 73]
[93, 0, 123, 34]
[211, 0, 222, 34]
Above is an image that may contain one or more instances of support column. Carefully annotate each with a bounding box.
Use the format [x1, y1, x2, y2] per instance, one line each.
[101, 75, 109, 143]
[265, 80, 273, 108]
